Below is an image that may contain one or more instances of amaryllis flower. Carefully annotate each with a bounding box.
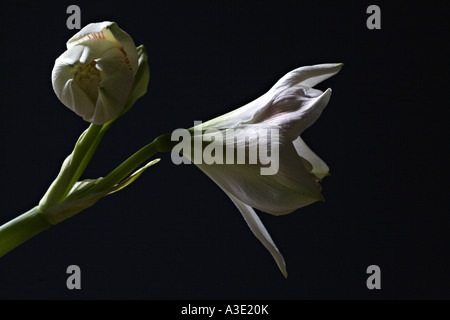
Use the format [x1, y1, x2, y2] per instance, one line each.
[179, 63, 343, 277]
[51, 22, 140, 124]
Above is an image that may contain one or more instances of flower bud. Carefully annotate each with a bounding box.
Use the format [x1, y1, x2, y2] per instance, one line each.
[52, 22, 139, 124]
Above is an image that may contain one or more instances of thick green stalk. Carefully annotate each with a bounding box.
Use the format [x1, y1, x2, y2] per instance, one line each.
[0, 207, 51, 258]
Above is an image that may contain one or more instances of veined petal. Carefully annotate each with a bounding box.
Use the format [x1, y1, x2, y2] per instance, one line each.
[98, 63, 134, 104]
[193, 125, 323, 215]
[227, 192, 287, 277]
[67, 21, 116, 47]
[80, 53, 134, 124]
[67, 21, 138, 75]
[51, 46, 84, 99]
[92, 86, 124, 124]
[271, 63, 343, 91]
[253, 88, 332, 139]
[77, 40, 116, 65]
[65, 79, 96, 119]
[52, 44, 85, 67]
[95, 47, 128, 74]
[293, 136, 329, 179]
[199, 96, 263, 130]
[106, 22, 139, 75]
[199, 64, 341, 139]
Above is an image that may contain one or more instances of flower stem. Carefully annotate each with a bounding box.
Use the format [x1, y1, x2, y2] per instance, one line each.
[39, 123, 103, 210]
[90, 143, 156, 193]
[0, 207, 51, 258]
[88, 134, 174, 194]
[66, 123, 111, 196]
[63, 124, 104, 197]
[0, 134, 174, 258]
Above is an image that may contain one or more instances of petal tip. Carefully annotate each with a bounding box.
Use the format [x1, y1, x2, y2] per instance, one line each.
[281, 267, 288, 278]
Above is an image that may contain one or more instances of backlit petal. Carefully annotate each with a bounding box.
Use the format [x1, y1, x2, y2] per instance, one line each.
[293, 137, 329, 179]
[193, 125, 323, 215]
[227, 192, 287, 277]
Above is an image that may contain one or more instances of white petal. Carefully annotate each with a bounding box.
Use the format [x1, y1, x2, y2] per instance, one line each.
[51, 45, 84, 98]
[90, 86, 123, 125]
[199, 96, 263, 130]
[95, 47, 127, 74]
[199, 64, 341, 138]
[272, 63, 343, 90]
[53, 44, 84, 66]
[77, 40, 116, 64]
[99, 64, 134, 104]
[67, 22, 138, 75]
[74, 48, 133, 124]
[52, 48, 98, 120]
[253, 87, 332, 139]
[106, 22, 138, 75]
[227, 192, 287, 277]
[293, 137, 329, 179]
[194, 125, 323, 215]
[304, 87, 323, 98]
[60, 79, 96, 120]
[66, 21, 116, 47]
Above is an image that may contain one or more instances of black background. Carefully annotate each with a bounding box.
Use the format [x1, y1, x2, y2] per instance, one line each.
[0, 1, 448, 300]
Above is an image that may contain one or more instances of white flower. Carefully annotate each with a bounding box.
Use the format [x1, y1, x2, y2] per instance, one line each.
[187, 63, 343, 276]
[52, 22, 139, 124]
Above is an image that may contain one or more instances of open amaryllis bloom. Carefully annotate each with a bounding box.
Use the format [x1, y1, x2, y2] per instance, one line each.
[183, 63, 343, 277]
[52, 22, 139, 124]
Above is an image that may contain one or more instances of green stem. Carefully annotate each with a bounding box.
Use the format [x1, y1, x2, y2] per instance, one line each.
[61, 123, 103, 199]
[66, 123, 111, 196]
[39, 124, 103, 210]
[88, 134, 174, 194]
[0, 133, 173, 257]
[0, 207, 51, 258]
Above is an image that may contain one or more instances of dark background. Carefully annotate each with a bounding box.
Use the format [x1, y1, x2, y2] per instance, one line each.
[0, 1, 448, 299]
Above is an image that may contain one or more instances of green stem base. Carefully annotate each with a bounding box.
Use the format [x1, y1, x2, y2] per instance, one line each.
[0, 207, 51, 258]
